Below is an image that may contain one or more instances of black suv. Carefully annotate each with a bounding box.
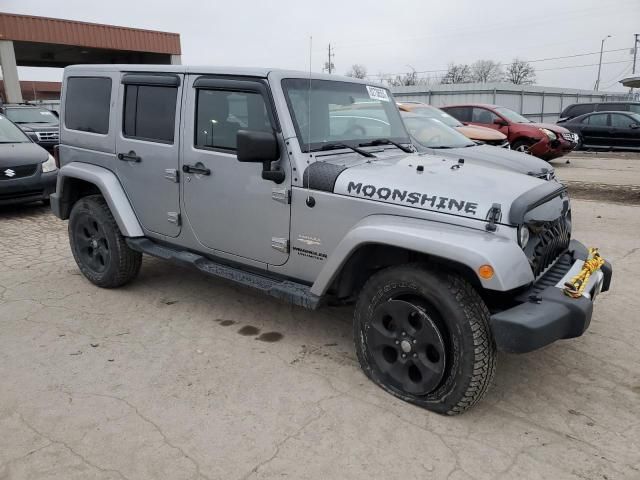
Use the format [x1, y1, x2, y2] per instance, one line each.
[558, 101, 640, 123]
[0, 104, 60, 152]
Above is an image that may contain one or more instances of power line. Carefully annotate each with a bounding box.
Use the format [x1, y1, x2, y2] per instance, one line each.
[366, 48, 631, 78]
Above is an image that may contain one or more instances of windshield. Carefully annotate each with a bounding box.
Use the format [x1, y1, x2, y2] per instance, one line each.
[402, 115, 475, 148]
[494, 107, 531, 124]
[411, 107, 462, 127]
[282, 79, 410, 152]
[0, 115, 31, 143]
[5, 107, 59, 125]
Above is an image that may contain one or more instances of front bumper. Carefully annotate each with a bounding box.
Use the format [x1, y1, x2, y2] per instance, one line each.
[490, 240, 612, 353]
[530, 136, 576, 161]
[0, 170, 57, 206]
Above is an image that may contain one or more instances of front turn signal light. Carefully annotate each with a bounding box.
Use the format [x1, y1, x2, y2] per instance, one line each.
[478, 265, 494, 280]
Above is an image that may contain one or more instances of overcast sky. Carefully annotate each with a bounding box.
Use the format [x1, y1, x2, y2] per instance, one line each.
[3, 0, 639, 91]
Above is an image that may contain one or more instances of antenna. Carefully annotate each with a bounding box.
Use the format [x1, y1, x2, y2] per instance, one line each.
[306, 35, 313, 204]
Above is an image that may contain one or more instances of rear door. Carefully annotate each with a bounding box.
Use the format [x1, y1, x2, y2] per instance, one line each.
[580, 113, 610, 147]
[115, 73, 183, 237]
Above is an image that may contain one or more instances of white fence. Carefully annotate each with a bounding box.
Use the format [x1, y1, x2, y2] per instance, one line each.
[391, 82, 635, 123]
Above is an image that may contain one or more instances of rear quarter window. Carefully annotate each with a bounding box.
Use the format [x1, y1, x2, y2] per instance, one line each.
[64, 77, 112, 134]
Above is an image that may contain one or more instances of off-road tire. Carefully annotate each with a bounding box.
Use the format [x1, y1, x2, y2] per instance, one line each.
[68, 195, 142, 288]
[353, 264, 496, 415]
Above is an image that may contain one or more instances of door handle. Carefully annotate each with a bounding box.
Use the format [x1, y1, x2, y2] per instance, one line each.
[117, 151, 141, 162]
[182, 164, 211, 176]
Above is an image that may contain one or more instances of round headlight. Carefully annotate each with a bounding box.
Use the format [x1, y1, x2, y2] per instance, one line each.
[518, 225, 530, 249]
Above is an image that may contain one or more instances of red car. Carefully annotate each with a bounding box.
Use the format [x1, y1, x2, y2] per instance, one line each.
[441, 103, 578, 161]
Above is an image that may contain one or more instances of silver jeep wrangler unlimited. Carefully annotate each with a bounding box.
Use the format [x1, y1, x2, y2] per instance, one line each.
[51, 65, 612, 415]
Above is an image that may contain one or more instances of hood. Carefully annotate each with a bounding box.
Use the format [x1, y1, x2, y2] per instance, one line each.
[420, 144, 554, 178]
[525, 122, 570, 134]
[329, 153, 550, 225]
[456, 124, 506, 141]
[14, 122, 59, 132]
[0, 142, 49, 167]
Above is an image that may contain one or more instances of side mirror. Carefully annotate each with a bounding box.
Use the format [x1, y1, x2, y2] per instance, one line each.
[630, 123, 639, 129]
[493, 118, 508, 126]
[236, 130, 284, 183]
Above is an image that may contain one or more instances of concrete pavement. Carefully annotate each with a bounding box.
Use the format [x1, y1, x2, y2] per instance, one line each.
[0, 198, 639, 480]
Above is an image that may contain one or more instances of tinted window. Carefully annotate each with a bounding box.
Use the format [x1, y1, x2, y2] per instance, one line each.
[471, 107, 499, 124]
[597, 103, 624, 112]
[65, 77, 112, 134]
[630, 105, 640, 114]
[195, 90, 273, 151]
[610, 113, 633, 128]
[123, 85, 177, 143]
[563, 103, 595, 118]
[443, 106, 471, 122]
[585, 114, 608, 126]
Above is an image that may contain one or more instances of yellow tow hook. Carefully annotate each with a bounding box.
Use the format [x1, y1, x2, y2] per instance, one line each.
[562, 247, 605, 299]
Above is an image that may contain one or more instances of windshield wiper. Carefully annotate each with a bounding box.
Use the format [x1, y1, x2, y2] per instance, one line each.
[316, 143, 376, 158]
[359, 138, 414, 153]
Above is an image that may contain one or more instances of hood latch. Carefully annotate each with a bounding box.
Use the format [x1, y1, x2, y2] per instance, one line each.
[485, 203, 502, 232]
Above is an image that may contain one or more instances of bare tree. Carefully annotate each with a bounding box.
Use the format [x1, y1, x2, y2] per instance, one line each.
[505, 58, 536, 85]
[441, 63, 472, 84]
[471, 60, 503, 83]
[345, 64, 368, 79]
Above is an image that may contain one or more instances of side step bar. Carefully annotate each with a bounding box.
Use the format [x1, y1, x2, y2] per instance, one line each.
[126, 238, 322, 310]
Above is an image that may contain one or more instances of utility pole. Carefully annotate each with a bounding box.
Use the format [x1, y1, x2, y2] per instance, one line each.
[594, 34, 611, 91]
[632, 33, 639, 76]
[631, 33, 639, 95]
[326, 43, 334, 74]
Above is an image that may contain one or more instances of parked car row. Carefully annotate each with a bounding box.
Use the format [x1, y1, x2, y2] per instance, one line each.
[0, 104, 60, 152]
[0, 113, 58, 206]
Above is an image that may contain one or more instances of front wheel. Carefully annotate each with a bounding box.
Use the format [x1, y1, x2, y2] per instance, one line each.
[353, 264, 496, 415]
[512, 139, 535, 154]
[69, 195, 142, 288]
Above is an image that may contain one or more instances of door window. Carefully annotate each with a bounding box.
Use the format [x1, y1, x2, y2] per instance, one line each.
[610, 113, 632, 128]
[123, 85, 177, 143]
[471, 107, 499, 124]
[195, 90, 273, 151]
[443, 106, 471, 122]
[563, 103, 595, 118]
[597, 103, 624, 112]
[585, 113, 608, 126]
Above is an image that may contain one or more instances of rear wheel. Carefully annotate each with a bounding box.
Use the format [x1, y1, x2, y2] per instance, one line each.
[69, 195, 142, 288]
[353, 264, 496, 415]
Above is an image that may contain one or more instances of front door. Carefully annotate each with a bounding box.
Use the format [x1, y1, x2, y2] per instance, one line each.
[581, 113, 610, 147]
[115, 73, 183, 237]
[609, 113, 639, 149]
[182, 76, 290, 265]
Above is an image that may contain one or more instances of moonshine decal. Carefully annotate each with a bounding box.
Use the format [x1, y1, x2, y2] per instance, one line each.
[346, 181, 479, 215]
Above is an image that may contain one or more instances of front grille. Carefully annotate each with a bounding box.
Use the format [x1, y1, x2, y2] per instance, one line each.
[35, 130, 59, 142]
[528, 215, 571, 278]
[0, 164, 38, 180]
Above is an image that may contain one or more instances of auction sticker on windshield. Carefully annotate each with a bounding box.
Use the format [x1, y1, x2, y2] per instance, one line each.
[366, 86, 389, 102]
